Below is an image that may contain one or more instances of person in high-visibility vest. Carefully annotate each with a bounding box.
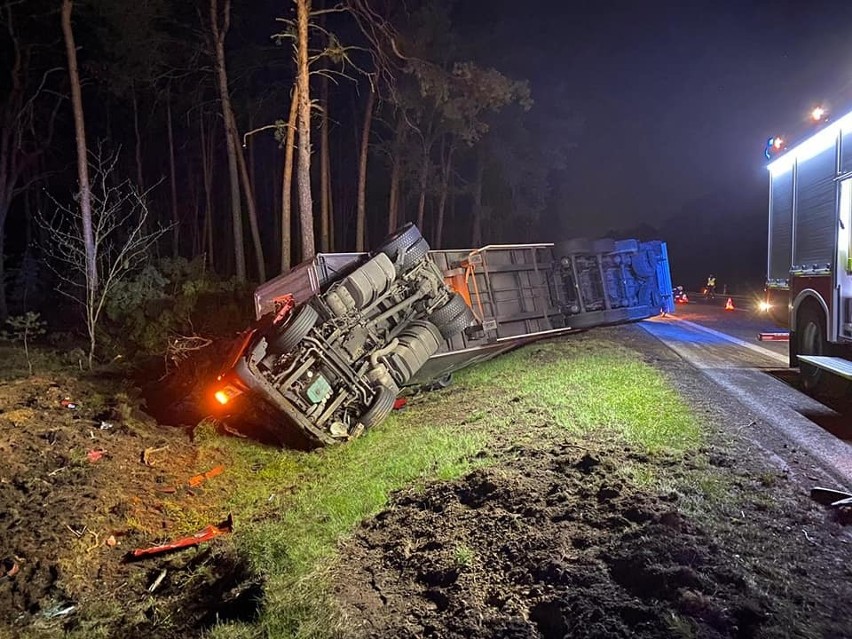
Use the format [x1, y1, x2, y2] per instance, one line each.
[705, 274, 716, 299]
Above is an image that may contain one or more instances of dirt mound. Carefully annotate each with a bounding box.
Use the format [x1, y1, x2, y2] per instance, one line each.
[0, 374, 256, 637]
[335, 444, 771, 639]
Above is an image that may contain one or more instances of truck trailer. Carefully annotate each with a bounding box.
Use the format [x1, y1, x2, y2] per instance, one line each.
[765, 109, 852, 392]
[209, 224, 674, 446]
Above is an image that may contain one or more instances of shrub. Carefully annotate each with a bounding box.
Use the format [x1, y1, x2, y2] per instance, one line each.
[104, 257, 254, 356]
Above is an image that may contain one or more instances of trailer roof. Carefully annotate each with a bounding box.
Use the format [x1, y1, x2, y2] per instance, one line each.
[767, 108, 852, 176]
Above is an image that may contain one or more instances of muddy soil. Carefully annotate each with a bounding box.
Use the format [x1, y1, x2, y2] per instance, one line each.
[335, 442, 851, 639]
[335, 325, 852, 639]
[0, 373, 255, 638]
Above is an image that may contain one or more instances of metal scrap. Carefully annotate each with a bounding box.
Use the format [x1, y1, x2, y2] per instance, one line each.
[127, 514, 233, 561]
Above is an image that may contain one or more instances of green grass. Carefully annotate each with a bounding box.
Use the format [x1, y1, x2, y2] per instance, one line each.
[458, 338, 701, 452]
[204, 334, 702, 638]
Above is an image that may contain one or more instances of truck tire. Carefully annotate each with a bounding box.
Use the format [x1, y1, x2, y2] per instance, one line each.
[429, 293, 469, 328]
[437, 304, 475, 339]
[376, 223, 427, 270]
[360, 384, 397, 428]
[797, 306, 830, 393]
[267, 304, 319, 355]
[555, 238, 592, 256]
[401, 237, 430, 269]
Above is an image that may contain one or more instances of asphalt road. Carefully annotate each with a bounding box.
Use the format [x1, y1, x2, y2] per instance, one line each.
[641, 298, 852, 486]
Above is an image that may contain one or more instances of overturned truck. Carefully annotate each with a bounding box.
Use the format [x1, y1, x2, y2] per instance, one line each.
[210, 225, 673, 446]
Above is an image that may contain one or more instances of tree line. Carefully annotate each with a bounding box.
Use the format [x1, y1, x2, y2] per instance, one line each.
[0, 0, 576, 324]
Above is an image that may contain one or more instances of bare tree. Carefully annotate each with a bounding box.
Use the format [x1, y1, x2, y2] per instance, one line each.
[319, 63, 331, 252]
[295, 0, 316, 260]
[280, 87, 298, 272]
[355, 87, 375, 251]
[38, 149, 168, 368]
[60, 0, 97, 294]
[209, 0, 246, 281]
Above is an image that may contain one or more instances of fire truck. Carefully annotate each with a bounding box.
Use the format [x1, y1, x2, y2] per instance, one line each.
[765, 109, 852, 392]
[208, 225, 674, 446]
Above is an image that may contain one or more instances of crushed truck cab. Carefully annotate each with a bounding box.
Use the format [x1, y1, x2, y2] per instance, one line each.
[212, 224, 673, 446]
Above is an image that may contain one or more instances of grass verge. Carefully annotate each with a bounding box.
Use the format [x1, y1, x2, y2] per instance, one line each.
[203, 332, 702, 638]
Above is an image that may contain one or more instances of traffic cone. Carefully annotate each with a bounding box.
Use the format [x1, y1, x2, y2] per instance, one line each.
[725, 297, 734, 311]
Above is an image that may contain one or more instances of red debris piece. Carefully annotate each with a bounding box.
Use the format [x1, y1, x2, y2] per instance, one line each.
[393, 397, 408, 410]
[188, 465, 225, 488]
[86, 449, 105, 463]
[758, 332, 789, 342]
[273, 294, 296, 324]
[128, 515, 233, 560]
[60, 399, 78, 410]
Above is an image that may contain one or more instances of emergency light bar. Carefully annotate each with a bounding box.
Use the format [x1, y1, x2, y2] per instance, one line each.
[767, 109, 852, 176]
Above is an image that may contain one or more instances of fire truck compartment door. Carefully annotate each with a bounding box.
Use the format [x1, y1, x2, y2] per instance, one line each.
[838, 179, 852, 342]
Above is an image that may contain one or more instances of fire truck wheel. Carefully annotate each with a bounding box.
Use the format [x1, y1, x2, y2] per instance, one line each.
[360, 385, 397, 428]
[376, 223, 426, 270]
[429, 293, 469, 328]
[797, 307, 830, 392]
[267, 304, 319, 355]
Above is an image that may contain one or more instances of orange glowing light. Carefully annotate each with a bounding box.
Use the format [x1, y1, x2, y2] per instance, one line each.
[214, 390, 230, 405]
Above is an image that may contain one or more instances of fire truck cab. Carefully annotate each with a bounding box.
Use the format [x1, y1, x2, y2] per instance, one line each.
[766, 110, 852, 392]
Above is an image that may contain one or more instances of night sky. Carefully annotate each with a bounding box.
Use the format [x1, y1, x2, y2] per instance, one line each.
[463, 0, 852, 239]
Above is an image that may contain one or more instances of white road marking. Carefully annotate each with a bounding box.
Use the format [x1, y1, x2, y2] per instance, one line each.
[641, 318, 852, 485]
[660, 315, 789, 365]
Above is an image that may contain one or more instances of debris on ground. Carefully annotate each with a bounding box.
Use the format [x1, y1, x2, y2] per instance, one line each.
[128, 514, 233, 560]
[188, 465, 225, 488]
[86, 449, 105, 463]
[148, 569, 168, 593]
[811, 486, 852, 508]
[141, 444, 170, 466]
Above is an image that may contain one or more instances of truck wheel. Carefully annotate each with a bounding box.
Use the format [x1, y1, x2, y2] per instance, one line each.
[437, 304, 475, 339]
[429, 372, 454, 390]
[797, 306, 829, 392]
[267, 304, 319, 355]
[429, 293, 469, 328]
[360, 385, 397, 428]
[401, 237, 430, 269]
[377, 223, 429, 270]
